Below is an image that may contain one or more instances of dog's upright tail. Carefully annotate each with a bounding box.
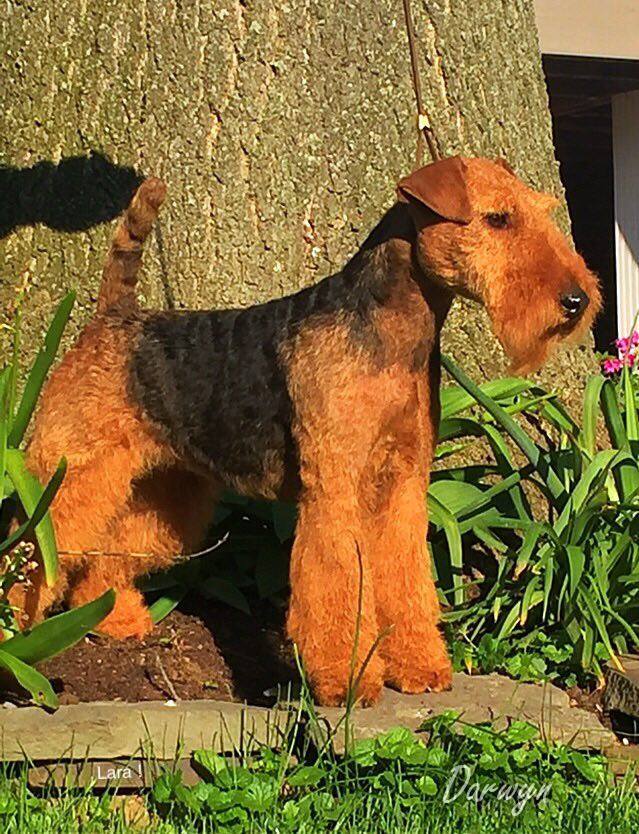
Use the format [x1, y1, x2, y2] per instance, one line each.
[97, 177, 167, 313]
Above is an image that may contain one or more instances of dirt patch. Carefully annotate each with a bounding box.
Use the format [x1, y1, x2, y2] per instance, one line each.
[34, 596, 296, 706]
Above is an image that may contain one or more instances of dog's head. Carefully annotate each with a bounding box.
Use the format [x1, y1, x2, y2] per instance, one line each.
[397, 156, 601, 373]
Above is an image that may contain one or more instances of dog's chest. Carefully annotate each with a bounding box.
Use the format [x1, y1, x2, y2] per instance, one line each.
[130, 309, 299, 499]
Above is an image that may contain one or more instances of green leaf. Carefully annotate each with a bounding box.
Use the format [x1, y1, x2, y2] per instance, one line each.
[520, 576, 541, 626]
[579, 587, 618, 667]
[149, 586, 188, 624]
[193, 749, 229, 778]
[437, 416, 482, 444]
[152, 771, 182, 803]
[497, 591, 543, 640]
[601, 379, 627, 448]
[514, 523, 546, 577]
[599, 380, 639, 501]
[441, 355, 566, 502]
[440, 378, 533, 420]
[199, 577, 250, 614]
[8, 292, 76, 447]
[0, 369, 10, 501]
[505, 721, 539, 744]
[481, 423, 532, 522]
[566, 545, 586, 602]
[4, 451, 65, 584]
[416, 774, 438, 796]
[570, 449, 620, 512]
[454, 473, 528, 533]
[472, 524, 508, 554]
[0, 457, 66, 555]
[542, 552, 554, 620]
[428, 479, 485, 517]
[2, 589, 115, 665]
[570, 750, 602, 783]
[581, 374, 605, 458]
[428, 492, 464, 606]
[623, 366, 639, 442]
[538, 395, 579, 436]
[350, 738, 377, 767]
[0, 648, 58, 709]
[375, 727, 417, 760]
[287, 766, 327, 788]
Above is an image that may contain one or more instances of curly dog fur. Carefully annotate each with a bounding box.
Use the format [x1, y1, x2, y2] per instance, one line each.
[10, 157, 601, 705]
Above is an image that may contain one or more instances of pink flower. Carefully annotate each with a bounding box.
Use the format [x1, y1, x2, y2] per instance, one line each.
[603, 357, 623, 376]
[604, 329, 639, 375]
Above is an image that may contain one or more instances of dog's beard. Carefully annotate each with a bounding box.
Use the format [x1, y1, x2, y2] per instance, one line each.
[492, 302, 599, 375]
[488, 297, 573, 375]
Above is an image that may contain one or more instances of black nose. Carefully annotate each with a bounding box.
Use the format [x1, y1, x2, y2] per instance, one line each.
[560, 288, 589, 319]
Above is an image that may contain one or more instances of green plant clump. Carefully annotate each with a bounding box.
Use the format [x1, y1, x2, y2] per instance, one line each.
[0, 293, 114, 708]
[431, 353, 639, 685]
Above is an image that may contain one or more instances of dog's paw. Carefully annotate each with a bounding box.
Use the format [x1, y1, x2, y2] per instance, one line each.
[96, 589, 154, 641]
[386, 659, 453, 694]
[312, 660, 385, 707]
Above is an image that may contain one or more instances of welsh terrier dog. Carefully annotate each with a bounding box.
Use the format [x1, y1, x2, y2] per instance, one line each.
[11, 157, 600, 705]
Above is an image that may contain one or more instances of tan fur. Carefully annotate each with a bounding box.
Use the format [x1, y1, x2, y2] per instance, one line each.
[9, 159, 601, 707]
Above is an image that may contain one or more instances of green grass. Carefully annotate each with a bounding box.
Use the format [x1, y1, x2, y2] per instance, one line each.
[1, 769, 637, 834]
[0, 713, 637, 834]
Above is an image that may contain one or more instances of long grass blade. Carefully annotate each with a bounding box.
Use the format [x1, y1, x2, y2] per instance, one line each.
[0, 648, 58, 709]
[581, 374, 605, 458]
[8, 291, 75, 447]
[428, 492, 464, 606]
[441, 354, 566, 502]
[0, 369, 9, 505]
[2, 589, 115, 664]
[4, 450, 64, 585]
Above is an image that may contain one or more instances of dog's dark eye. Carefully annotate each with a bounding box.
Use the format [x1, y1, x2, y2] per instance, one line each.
[484, 212, 510, 229]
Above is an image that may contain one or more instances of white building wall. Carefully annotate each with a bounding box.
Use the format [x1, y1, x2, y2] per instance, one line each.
[612, 90, 639, 338]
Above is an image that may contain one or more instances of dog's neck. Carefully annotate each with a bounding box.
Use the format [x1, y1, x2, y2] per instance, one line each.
[342, 203, 453, 363]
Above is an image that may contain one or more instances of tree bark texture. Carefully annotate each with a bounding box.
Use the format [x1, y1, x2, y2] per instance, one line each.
[0, 0, 597, 408]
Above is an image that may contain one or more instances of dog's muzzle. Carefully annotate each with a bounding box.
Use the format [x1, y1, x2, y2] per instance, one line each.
[560, 287, 589, 320]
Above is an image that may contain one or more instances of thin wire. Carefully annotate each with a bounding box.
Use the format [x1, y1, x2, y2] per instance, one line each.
[401, 0, 440, 164]
[57, 531, 230, 563]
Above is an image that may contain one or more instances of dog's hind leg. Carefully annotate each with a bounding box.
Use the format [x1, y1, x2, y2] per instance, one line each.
[11, 314, 175, 630]
[13, 437, 168, 630]
[106, 468, 220, 566]
[68, 468, 219, 640]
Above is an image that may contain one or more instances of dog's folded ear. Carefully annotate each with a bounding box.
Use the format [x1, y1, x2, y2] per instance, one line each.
[397, 156, 472, 224]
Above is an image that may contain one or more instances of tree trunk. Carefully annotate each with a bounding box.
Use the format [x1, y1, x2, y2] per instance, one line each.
[1, 0, 596, 407]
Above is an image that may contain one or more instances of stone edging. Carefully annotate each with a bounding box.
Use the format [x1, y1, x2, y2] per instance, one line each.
[0, 673, 615, 769]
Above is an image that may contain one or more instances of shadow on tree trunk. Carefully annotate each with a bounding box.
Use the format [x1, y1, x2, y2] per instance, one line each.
[0, 152, 142, 238]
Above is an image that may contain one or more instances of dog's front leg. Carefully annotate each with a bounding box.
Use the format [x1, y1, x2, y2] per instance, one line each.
[368, 471, 452, 693]
[287, 483, 384, 707]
